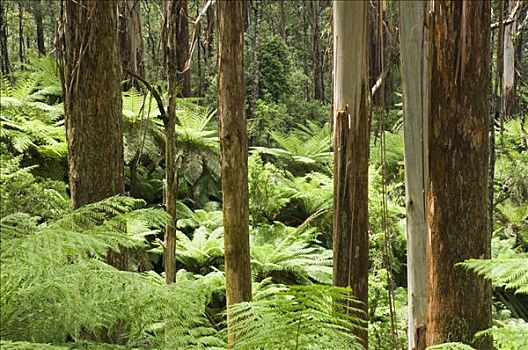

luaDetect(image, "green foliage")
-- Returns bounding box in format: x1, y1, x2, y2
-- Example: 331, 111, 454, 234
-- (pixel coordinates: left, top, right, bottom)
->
457, 254, 528, 294
0, 154, 68, 220
248, 154, 293, 224
229, 285, 365, 350
426, 343, 476, 350
0, 196, 224, 349
258, 35, 291, 102
476, 318, 528, 350
251, 223, 332, 284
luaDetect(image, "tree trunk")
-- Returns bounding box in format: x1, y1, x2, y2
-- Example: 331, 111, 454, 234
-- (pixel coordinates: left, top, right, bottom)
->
399, 1, 430, 349
217, 1, 252, 347
502, 0, 517, 117
119, 0, 145, 91
163, 1, 178, 284
61, 0, 127, 269
312, 0, 324, 101
250, 0, 260, 119
18, 1, 24, 64
176, 0, 191, 97
34, 0, 46, 56
426, 2, 492, 349
332, 1, 370, 348
279, 0, 287, 43
0, 2, 10, 76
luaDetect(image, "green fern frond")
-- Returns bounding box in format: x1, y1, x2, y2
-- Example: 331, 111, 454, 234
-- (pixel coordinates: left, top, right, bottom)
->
457, 254, 528, 294
426, 343, 476, 350
229, 284, 365, 350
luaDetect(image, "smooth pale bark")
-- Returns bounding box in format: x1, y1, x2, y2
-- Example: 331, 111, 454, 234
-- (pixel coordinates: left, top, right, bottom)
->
502, 0, 518, 117
426, 2, 492, 349
399, 2, 430, 349
218, 1, 252, 347
61, 0, 127, 269
163, 1, 178, 284
332, 1, 370, 348
119, 0, 145, 91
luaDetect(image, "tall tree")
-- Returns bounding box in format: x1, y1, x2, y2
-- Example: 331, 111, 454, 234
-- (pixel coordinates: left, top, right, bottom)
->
332, 1, 370, 348
176, 0, 191, 97
217, 0, 252, 347
60, 0, 126, 268
399, 1, 430, 349
33, 0, 46, 56
61, 0, 125, 209
0, 1, 10, 76
162, 0, 178, 284
426, 2, 492, 349
250, 0, 261, 119
119, 0, 145, 91
18, 1, 24, 64
310, 0, 324, 101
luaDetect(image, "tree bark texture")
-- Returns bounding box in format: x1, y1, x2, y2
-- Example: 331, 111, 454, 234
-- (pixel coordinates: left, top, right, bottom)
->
399, 1, 430, 349
62, 0, 125, 209
311, 0, 324, 101
0, 2, 10, 76
176, 0, 191, 97
250, 0, 260, 119
332, 1, 370, 348
34, 0, 46, 56
18, 1, 24, 64
502, 0, 517, 117
217, 1, 252, 347
163, 0, 178, 284
426, 2, 492, 349
61, 0, 127, 270
119, 0, 145, 91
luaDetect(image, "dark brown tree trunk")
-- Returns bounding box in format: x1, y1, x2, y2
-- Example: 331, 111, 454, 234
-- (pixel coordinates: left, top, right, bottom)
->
250, 0, 260, 119
176, 0, 191, 97
60, 0, 126, 270
218, 1, 252, 347
311, 0, 324, 101
119, 0, 145, 91
332, 1, 370, 348
163, 0, 178, 284
0, 2, 10, 76
34, 0, 46, 56
18, 1, 24, 64
426, 2, 492, 349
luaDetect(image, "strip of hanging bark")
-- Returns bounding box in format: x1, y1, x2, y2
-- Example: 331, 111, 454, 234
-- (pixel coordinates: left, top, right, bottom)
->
183, 0, 215, 73
491, 0, 521, 29
371, 52, 397, 97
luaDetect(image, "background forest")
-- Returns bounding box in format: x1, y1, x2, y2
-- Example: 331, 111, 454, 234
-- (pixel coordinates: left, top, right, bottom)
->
0, 1, 527, 350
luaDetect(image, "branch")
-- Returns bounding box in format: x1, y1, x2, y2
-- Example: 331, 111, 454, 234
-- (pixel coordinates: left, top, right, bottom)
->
123, 69, 168, 125
184, 0, 216, 72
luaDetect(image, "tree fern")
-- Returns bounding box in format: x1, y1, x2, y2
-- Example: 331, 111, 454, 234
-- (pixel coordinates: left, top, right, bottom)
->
228, 284, 365, 350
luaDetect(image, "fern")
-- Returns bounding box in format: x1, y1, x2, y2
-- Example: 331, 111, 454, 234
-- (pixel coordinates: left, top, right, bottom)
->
426, 343, 476, 350
229, 284, 365, 350
475, 319, 528, 350
457, 254, 528, 294
1, 196, 223, 349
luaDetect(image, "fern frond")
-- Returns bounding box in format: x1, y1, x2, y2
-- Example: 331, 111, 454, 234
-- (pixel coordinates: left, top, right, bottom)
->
229, 284, 365, 350
457, 254, 528, 294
